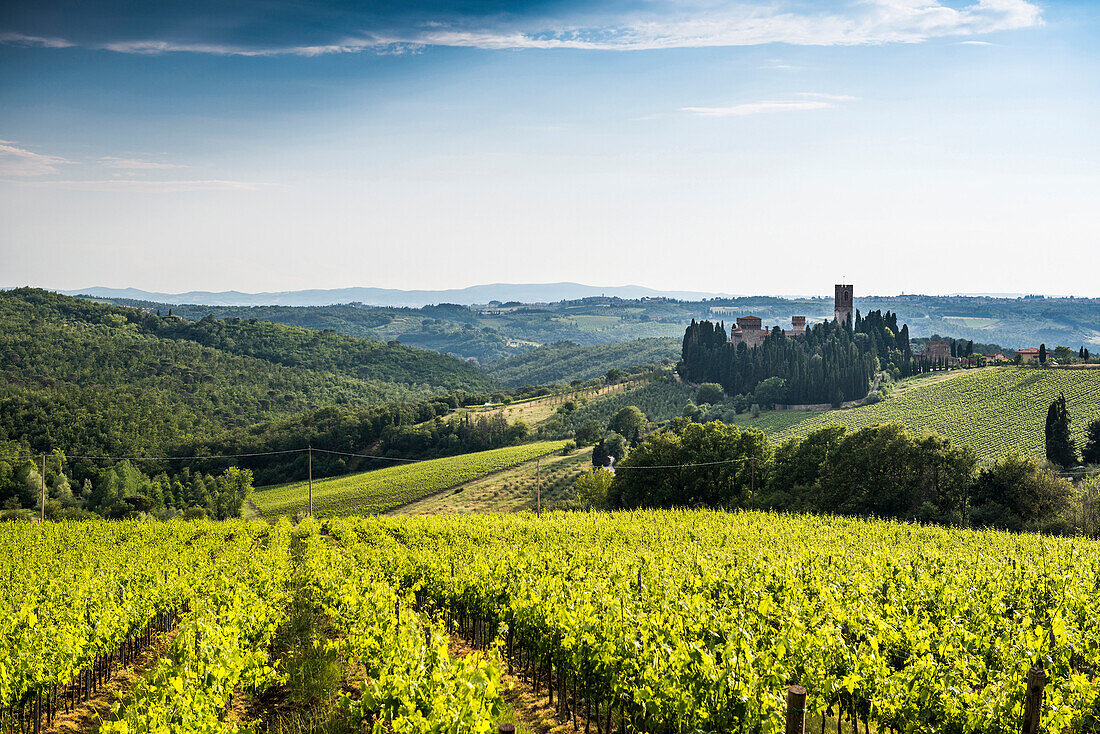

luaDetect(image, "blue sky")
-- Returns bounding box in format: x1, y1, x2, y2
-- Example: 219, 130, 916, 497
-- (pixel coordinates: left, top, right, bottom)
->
1, 0, 1098, 296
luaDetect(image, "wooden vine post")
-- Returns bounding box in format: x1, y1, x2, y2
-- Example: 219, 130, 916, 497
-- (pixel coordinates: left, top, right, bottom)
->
1020, 665, 1047, 734
785, 685, 807, 734
498, 725, 516, 734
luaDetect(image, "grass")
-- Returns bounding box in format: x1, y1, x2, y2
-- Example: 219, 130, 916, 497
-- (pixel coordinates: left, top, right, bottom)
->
392, 447, 594, 515
729, 366, 1100, 461
252, 441, 569, 518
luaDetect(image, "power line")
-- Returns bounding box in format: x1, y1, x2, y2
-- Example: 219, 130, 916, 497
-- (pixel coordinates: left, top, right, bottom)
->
0, 446, 762, 471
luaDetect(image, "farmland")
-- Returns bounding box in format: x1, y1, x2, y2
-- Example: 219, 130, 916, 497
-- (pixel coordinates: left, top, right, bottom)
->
393, 446, 594, 515
731, 367, 1100, 461
9, 512, 1099, 733
251, 441, 570, 518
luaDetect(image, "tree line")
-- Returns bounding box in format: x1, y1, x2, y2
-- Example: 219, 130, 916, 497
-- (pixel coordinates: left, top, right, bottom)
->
0, 441, 254, 521
576, 420, 1099, 536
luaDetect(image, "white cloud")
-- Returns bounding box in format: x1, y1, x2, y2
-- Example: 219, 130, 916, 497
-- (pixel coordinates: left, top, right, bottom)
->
12, 179, 270, 192
0, 140, 72, 176
98, 157, 188, 171
0, 0, 1043, 55
795, 92, 860, 101
958, 40, 994, 45
0, 32, 74, 49
681, 100, 837, 117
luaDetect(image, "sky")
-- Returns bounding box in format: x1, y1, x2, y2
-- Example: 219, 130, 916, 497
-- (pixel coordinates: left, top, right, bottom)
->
1, 0, 1098, 297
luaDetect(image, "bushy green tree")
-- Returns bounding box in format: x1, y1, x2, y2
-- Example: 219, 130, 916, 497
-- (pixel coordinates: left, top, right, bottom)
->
695, 383, 724, 405
573, 468, 613, 510
609, 406, 646, 443
970, 453, 1073, 531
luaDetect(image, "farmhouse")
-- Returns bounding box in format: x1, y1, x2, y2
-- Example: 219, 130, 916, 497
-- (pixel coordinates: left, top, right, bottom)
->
1017, 347, 1042, 363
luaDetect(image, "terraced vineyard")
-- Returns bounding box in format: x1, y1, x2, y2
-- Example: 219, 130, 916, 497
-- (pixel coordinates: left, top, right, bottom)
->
252, 441, 570, 518
731, 367, 1100, 460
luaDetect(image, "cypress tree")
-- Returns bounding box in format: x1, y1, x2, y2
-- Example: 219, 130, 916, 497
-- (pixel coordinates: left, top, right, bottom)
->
1083, 419, 1100, 465
1045, 393, 1076, 467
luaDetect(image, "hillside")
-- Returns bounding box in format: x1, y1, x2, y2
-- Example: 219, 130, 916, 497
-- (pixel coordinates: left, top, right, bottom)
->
0, 289, 494, 457
488, 338, 679, 386
251, 441, 569, 517
730, 367, 1100, 461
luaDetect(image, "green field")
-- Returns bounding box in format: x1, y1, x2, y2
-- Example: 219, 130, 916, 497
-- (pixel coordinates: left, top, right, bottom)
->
252, 441, 569, 517
730, 367, 1100, 460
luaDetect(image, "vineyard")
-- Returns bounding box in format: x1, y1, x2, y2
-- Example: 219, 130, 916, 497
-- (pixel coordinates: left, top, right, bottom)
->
393, 447, 595, 515
251, 441, 570, 518
4, 512, 1100, 733
732, 367, 1100, 460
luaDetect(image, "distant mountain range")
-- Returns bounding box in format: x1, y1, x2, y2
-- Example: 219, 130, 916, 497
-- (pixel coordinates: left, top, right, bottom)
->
62, 283, 735, 308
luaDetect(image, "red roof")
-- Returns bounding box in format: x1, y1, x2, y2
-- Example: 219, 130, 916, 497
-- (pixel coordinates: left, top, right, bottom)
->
1017, 348, 1041, 354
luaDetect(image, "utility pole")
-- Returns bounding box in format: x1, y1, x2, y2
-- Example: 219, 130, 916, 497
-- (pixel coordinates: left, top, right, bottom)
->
40, 453, 46, 522
536, 457, 541, 517
749, 456, 755, 511
307, 445, 313, 518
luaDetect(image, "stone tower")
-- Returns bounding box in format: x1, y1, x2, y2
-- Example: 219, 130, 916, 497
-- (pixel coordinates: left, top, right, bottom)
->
834, 284, 853, 326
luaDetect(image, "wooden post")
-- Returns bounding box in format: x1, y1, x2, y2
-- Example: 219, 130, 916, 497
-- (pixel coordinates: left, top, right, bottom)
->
785, 685, 807, 734
307, 444, 313, 518
498, 725, 516, 734
40, 453, 46, 522
1021, 665, 1047, 734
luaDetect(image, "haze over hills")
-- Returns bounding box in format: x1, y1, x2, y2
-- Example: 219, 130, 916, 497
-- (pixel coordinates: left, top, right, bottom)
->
61, 283, 735, 308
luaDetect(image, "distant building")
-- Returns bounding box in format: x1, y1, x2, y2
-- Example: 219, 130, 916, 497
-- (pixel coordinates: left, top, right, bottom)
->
920, 340, 962, 365
834, 284, 854, 326
1017, 347, 1042, 363
729, 315, 807, 347
725, 283, 845, 348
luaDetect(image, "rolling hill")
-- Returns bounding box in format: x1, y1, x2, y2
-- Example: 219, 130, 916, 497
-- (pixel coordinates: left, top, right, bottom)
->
730, 367, 1100, 461
0, 288, 495, 458
251, 441, 569, 517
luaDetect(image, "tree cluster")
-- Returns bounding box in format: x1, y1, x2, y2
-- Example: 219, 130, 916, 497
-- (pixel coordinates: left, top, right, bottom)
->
601, 421, 1082, 534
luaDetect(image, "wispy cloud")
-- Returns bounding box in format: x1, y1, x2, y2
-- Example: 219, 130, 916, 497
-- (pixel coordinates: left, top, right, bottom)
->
0, 32, 74, 49
0, 140, 73, 176
0, 0, 1043, 55
98, 156, 188, 171
681, 101, 837, 117
12, 179, 270, 192
795, 92, 859, 101
681, 92, 858, 117
0, 143, 255, 190
958, 40, 994, 45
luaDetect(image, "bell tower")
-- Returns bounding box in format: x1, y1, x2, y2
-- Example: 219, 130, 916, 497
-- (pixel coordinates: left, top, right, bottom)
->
834, 284, 853, 326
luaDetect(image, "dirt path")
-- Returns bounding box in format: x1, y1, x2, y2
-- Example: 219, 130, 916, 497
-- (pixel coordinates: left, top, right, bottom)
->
47, 628, 177, 734
447, 637, 586, 734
